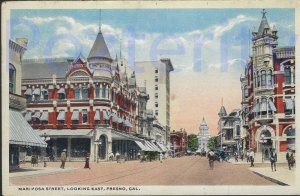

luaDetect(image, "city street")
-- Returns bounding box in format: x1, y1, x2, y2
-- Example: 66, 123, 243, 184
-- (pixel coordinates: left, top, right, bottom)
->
10, 156, 277, 186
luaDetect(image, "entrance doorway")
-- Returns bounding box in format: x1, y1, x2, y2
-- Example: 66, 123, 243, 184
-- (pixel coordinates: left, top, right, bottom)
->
260, 130, 273, 160
98, 135, 107, 160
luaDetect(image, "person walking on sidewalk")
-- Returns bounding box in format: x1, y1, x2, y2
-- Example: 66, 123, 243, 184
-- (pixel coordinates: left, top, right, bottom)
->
249, 149, 254, 167
60, 149, 67, 169
234, 152, 238, 162
270, 148, 277, 172
246, 150, 250, 162
84, 152, 91, 169
286, 149, 292, 170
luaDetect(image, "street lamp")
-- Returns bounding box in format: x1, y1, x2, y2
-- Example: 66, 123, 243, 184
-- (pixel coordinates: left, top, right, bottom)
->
94, 139, 102, 163
260, 134, 267, 162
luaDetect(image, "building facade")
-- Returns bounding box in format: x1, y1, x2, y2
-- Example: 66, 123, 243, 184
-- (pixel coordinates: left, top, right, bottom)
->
9, 38, 47, 170
240, 10, 295, 161
217, 105, 242, 155
170, 129, 188, 156
21, 29, 168, 162
197, 118, 210, 152
135, 60, 174, 147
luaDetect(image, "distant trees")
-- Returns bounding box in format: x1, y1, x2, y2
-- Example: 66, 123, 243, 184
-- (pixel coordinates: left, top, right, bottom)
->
207, 137, 217, 150
188, 134, 198, 152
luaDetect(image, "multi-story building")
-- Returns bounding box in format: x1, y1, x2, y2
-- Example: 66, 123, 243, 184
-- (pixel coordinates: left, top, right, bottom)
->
217, 105, 242, 155
170, 129, 188, 156
21, 29, 166, 162
240, 10, 295, 161
197, 117, 210, 152
8, 38, 46, 170
135, 59, 174, 147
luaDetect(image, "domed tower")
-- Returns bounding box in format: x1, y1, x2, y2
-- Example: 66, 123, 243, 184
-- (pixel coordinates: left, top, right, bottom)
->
198, 117, 210, 151
87, 29, 112, 79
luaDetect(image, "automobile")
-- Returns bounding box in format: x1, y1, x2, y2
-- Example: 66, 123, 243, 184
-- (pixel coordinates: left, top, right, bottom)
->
211, 149, 230, 162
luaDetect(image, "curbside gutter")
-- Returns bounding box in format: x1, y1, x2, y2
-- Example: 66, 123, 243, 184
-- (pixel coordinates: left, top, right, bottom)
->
251, 171, 289, 186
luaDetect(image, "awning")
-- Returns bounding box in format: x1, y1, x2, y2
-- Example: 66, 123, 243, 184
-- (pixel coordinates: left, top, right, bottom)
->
71, 110, 79, 121
9, 110, 47, 147
112, 113, 118, 123
40, 111, 48, 121
143, 141, 156, 151
57, 110, 65, 121
118, 117, 124, 124
135, 141, 148, 151
260, 101, 267, 112
144, 141, 161, 152
24, 88, 32, 95
32, 88, 40, 95
25, 111, 32, 122
104, 110, 111, 120
41, 88, 48, 95
285, 99, 294, 110
124, 119, 132, 128
156, 142, 168, 152
32, 111, 41, 119
268, 101, 277, 112
252, 103, 260, 113
94, 110, 100, 120
37, 129, 93, 137
58, 88, 65, 94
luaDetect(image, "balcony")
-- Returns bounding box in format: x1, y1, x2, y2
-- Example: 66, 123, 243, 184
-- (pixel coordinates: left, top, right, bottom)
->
254, 85, 274, 94
254, 114, 274, 124
9, 93, 26, 110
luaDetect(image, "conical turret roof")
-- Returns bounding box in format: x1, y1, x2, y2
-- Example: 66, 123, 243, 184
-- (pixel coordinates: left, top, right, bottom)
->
257, 10, 270, 36
200, 117, 207, 126
218, 105, 227, 117
88, 31, 111, 60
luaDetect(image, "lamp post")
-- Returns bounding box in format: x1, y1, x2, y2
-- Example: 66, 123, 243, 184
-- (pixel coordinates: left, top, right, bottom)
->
41, 133, 50, 167
260, 134, 267, 162
94, 139, 102, 163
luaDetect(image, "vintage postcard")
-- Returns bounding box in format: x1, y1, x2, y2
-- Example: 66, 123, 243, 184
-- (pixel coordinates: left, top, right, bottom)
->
2, 0, 300, 195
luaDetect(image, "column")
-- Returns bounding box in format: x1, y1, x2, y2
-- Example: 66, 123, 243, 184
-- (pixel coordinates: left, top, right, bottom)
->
67, 138, 71, 161
90, 137, 95, 162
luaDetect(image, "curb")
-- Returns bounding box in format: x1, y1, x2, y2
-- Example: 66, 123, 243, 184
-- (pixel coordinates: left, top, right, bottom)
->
251, 171, 289, 186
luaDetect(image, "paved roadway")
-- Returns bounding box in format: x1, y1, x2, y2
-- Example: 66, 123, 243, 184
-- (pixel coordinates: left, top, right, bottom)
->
10, 156, 276, 186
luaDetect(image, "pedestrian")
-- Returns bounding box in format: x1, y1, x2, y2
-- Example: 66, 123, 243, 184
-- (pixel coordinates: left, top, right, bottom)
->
207, 150, 215, 170
286, 149, 292, 170
159, 152, 163, 163
234, 152, 238, 162
270, 148, 277, 172
84, 152, 91, 169
246, 150, 250, 163
60, 149, 67, 169
240, 152, 244, 161
137, 152, 141, 160
116, 151, 120, 163
249, 149, 254, 167
288, 151, 295, 169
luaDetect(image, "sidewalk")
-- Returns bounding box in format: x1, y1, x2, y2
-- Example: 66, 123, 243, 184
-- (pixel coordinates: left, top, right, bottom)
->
249, 166, 295, 186
10, 166, 76, 179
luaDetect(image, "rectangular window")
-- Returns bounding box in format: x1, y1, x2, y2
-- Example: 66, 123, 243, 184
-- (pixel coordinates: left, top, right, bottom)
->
42, 89, 48, 100
102, 85, 106, 99
95, 109, 100, 125
72, 109, 79, 124
155, 85, 158, 90
74, 87, 80, 99
95, 85, 100, 98
285, 67, 291, 84
155, 76, 158, 82
155, 69, 158, 73
82, 109, 88, 124
82, 86, 88, 99
155, 102, 158, 107
58, 110, 65, 125
155, 110, 158, 116
59, 93, 65, 100
155, 93, 158, 99
41, 110, 48, 124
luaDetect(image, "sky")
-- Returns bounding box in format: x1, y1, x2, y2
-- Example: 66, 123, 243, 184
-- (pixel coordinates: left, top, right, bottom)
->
10, 9, 295, 135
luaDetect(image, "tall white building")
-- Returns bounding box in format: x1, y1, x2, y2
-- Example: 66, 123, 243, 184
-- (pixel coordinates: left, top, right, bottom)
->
134, 59, 174, 146
197, 117, 210, 151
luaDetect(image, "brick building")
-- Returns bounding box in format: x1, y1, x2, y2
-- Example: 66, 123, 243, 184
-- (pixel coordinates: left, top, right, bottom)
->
240, 10, 295, 162
170, 129, 188, 156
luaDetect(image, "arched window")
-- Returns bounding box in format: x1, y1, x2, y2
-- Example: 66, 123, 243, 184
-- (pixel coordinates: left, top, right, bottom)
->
257, 71, 260, 87
267, 70, 273, 87
9, 64, 16, 93
244, 86, 248, 98
285, 67, 291, 84
261, 70, 266, 87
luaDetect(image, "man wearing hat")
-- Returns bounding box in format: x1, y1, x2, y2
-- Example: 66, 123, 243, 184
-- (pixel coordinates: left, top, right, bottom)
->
60, 149, 67, 169
270, 148, 277, 172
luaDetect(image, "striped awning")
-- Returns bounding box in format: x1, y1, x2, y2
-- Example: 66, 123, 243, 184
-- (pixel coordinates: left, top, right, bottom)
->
156, 142, 168, 152
9, 110, 47, 147
285, 99, 294, 110
124, 119, 132, 128
103, 110, 111, 120
94, 110, 100, 120
71, 110, 79, 121
112, 113, 118, 123
135, 141, 148, 151
118, 117, 124, 124
252, 103, 260, 113
268, 100, 277, 112
41, 88, 48, 94
58, 88, 65, 94
57, 110, 65, 121
24, 88, 32, 95
260, 101, 267, 112
32, 111, 41, 119
25, 111, 32, 122
37, 129, 93, 137
32, 88, 40, 95
40, 111, 48, 121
